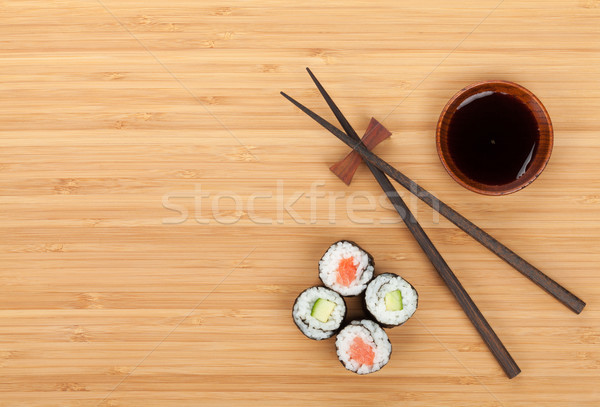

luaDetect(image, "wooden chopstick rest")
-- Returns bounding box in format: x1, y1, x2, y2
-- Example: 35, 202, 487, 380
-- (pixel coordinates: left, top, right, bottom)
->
329, 117, 391, 185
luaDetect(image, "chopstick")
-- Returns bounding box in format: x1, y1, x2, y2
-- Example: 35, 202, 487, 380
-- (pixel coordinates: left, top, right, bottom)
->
280, 88, 586, 315
304, 68, 521, 378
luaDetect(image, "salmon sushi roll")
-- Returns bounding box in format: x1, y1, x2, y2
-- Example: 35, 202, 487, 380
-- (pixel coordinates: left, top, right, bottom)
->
335, 320, 391, 374
365, 273, 418, 328
319, 241, 375, 296
292, 286, 347, 340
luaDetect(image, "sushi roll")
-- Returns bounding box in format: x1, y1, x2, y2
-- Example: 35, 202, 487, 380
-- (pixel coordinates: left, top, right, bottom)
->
319, 240, 374, 296
365, 273, 418, 327
336, 320, 391, 375
292, 286, 347, 340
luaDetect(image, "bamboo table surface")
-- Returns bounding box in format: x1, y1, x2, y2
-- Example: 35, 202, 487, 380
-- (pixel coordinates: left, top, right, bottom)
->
1, 1, 599, 406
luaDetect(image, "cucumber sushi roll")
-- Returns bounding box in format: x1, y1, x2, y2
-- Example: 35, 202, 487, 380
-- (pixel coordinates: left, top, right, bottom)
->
365, 273, 418, 327
292, 286, 347, 340
318, 240, 374, 296
336, 319, 391, 375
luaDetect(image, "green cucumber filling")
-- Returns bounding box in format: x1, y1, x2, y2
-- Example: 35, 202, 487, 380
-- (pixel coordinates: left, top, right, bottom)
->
385, 290, 403, 311
311, 298, 336, 322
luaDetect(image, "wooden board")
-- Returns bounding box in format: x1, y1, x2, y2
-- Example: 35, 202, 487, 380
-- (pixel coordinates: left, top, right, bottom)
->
1, 0, 599, 405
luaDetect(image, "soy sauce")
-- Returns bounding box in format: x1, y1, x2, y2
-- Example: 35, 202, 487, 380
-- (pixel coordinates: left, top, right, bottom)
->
447, 91, 539, 185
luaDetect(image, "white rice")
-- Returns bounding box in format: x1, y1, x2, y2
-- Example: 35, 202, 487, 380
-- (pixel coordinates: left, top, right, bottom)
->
319, 241, 374, 296
365, 273, 418, 326
336, 320, 391, 374
292, 286, 346, 340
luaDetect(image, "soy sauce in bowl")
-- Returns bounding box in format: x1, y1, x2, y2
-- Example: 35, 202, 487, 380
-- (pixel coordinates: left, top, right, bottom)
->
436, 81, 553, 196
447, 91, 539, 185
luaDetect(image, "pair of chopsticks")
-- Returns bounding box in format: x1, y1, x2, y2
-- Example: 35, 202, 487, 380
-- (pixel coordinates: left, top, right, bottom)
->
281, 68, 586, 379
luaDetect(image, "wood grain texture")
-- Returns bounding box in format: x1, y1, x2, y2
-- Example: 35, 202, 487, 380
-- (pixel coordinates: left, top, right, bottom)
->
1, 0, 599, 406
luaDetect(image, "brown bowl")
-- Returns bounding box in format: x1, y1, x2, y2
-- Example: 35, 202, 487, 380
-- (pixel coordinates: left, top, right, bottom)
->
436, 81, 553, 195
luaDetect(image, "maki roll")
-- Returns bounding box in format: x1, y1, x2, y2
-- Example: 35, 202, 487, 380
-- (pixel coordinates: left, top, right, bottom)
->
365, 273, 418, 327
292, 286, 347, 340
319, 240, 374, 296
336, 320, 391, 374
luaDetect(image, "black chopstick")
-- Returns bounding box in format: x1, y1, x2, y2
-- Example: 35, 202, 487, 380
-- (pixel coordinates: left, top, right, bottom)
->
281, 88, 585, 315
304, 68, 521, 378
